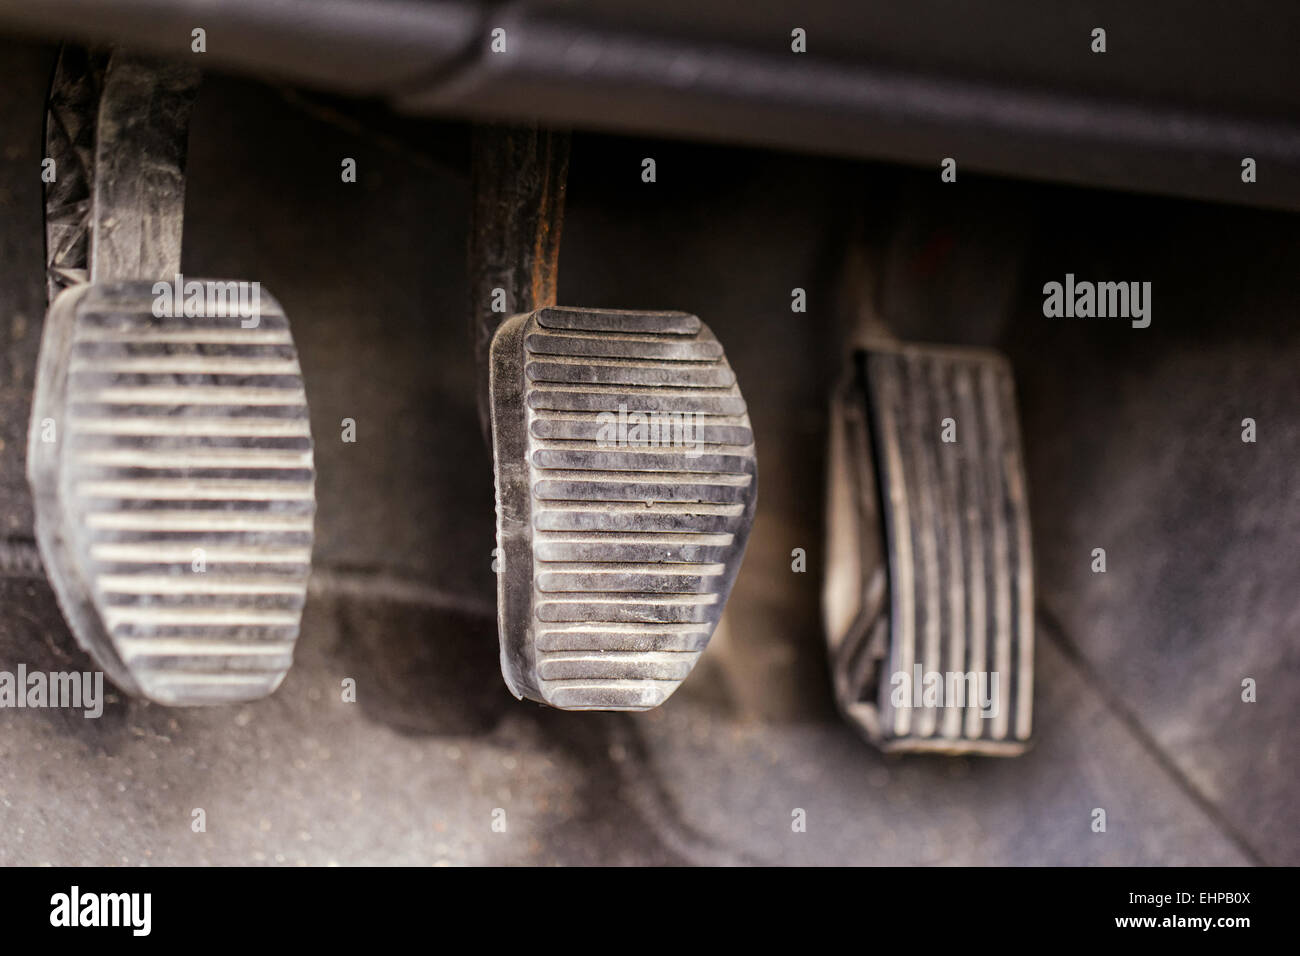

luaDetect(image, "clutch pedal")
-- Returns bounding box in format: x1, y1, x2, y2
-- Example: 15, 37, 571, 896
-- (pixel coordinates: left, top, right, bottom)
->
489, 307, 757, 710
823, 343, 1033, 754
28, 49, 314, 704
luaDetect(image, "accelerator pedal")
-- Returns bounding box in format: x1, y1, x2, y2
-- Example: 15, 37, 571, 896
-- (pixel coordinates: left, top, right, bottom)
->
823, 343, 1034, 754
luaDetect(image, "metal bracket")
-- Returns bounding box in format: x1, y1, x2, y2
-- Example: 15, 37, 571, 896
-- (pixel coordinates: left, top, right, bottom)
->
45, 46, 199, 296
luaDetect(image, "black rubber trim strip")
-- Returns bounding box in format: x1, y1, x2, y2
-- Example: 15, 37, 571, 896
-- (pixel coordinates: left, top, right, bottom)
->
0, 0, 1297, 211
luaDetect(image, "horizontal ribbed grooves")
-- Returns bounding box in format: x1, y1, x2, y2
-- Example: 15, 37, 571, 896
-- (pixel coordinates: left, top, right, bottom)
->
52, 283, 314, 704
864, 347, 1033, 747
522, 308, 756, 710
535, 308, 701, 335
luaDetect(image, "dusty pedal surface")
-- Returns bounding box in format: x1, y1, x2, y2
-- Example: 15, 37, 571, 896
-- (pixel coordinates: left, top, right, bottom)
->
490, 307, 757, 710
824, 344, 1033, 754
27, 280, 315, 704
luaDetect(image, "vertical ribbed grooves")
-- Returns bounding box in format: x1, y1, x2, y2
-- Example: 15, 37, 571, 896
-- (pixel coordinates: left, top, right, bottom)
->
31, 281, 315, 704
509, 307, 757, 710
864, 346, 1033, 750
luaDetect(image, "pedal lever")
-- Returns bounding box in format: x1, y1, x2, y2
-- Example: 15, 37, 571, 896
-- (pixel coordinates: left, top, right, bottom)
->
30, 48, 315, 704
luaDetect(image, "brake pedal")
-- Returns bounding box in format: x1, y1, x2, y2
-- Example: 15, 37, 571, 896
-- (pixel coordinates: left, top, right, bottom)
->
489, 307, 757, 710
823, 343, 1033, 754
28, 49, 314, 704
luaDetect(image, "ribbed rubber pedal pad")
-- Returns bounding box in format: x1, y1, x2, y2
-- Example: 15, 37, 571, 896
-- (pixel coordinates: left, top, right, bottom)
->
489, 307, 757, 710
823, 344, 1033, 754
28, 281, 315, 705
